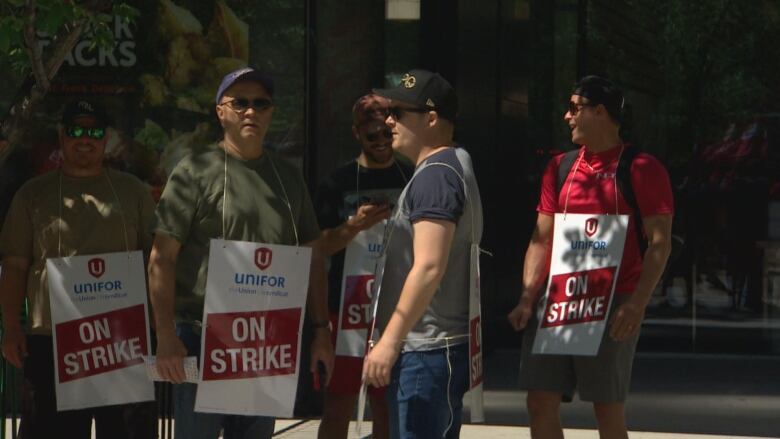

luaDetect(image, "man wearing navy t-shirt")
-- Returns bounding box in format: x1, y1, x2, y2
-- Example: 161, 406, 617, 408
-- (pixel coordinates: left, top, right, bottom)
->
508, 76, 674, 439
362, 69, 483, 439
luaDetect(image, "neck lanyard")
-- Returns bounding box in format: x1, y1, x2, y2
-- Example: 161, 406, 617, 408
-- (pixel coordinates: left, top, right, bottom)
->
57, 169, 130, 258
354, 160, 408, 207
222, 146, 299, 245
562, 145, 625, 217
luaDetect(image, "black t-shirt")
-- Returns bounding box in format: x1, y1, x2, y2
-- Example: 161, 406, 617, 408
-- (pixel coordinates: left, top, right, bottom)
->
314, 159, 413, 311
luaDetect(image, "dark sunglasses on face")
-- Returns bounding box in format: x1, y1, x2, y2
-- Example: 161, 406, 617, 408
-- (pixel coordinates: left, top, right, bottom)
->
364, 128, 393, 142
568, 101, 596, 116
65, 125, 106, 140
220, 97, 274, 113
387, 106, 428, 121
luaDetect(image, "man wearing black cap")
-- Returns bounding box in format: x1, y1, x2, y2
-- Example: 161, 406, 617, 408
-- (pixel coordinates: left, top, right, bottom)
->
508, 75, 673, 438
0, 99, 157, 438
148, 67, 333, 439
362, 69, 483, 438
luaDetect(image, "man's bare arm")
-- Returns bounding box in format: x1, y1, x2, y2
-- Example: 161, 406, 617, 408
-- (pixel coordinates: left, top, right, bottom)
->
147, 233, 187, 383
609, 214, 672, 340
304, 239, 335, 384
507, 213, 554, 331
362, 218, 455, 387
318, 204, 390, 256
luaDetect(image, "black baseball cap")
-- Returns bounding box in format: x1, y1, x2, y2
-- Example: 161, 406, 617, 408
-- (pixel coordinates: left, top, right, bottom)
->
215, 67, 275, 104
61, 99, 110, 127
572, 75, 625, 123
374, 69, 457, 121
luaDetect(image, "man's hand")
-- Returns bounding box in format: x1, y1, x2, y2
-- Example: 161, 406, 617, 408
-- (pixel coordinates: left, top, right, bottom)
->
310, 328, 334, 386
609, 297, 646, 341
155, 330, 188, 384
347, 203, 391, 232
507, 293, 535, 331
362, 337, 400, 388
1, 324, 26, 368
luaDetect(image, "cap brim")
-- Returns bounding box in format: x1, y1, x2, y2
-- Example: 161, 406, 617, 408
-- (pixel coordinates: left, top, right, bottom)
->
372, 87, 417, 106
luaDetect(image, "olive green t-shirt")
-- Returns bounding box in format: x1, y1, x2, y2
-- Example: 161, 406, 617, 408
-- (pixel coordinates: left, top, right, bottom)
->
0, 169, 156, 335
152, 145, 320, 323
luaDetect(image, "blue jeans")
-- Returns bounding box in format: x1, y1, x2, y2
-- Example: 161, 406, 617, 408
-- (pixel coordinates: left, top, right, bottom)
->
173, 323, 275, 439
387, 343, 469, 439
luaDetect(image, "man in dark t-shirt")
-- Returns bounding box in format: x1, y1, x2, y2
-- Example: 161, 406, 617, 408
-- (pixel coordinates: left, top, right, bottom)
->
315, 93, 412, 439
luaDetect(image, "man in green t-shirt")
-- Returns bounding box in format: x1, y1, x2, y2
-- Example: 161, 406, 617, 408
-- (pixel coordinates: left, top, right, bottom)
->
148, 67, 334, 439
0, 99, 157, 439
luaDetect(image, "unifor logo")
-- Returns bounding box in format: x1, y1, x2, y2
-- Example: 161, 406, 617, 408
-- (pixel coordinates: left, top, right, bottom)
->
585, 218, 599, 237
254, 247, 272, 270
88, 258, 105, 278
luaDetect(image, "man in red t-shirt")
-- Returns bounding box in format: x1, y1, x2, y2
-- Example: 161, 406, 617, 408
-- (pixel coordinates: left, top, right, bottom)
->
508, 76, 673, 439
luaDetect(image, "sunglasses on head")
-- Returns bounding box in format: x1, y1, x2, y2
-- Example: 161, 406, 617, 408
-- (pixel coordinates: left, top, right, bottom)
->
220, 97, 274, 113
387, 106, 428, 121
364, 128, 393, 142
568, 101, 596, 116
65, 125, 105, 140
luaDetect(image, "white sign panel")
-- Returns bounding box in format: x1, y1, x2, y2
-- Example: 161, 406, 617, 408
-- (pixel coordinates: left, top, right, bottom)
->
531, 214, 629, 356
47, 250, 154, 411
195, 239, 311, 417
335, 220, 384, 357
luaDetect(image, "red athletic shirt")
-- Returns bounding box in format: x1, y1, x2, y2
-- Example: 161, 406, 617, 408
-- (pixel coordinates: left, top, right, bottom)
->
537, 145, 674, 295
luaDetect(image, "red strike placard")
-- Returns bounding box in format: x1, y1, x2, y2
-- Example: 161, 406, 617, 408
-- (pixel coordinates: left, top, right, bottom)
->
55, 304, 148, 383
540, 266, 616, 328
202, 308, 301, 381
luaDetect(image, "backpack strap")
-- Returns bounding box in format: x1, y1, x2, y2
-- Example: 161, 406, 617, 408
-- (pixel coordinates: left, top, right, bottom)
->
615, 146, 648, 254
556, 150, 580, 195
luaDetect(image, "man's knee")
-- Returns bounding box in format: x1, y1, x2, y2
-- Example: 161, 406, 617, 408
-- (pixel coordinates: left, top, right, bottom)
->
526, 390, 562, 418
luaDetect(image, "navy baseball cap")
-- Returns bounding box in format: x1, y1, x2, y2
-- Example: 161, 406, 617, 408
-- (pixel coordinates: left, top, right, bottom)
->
215, 67, 275, 105
61, 99, 110, 126
374, 69, 457, 121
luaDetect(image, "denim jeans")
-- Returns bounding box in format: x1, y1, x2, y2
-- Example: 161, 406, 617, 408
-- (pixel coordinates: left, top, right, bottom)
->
173, 323, 275, 439
386, 343, 469, 439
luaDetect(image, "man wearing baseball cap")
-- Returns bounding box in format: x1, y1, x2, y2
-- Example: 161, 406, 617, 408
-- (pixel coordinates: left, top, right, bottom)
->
315, 93, 413, 439
0, 99, 157, 438
508, 75, 673, 438
362, 69, 484, 438
148, 67, 334, 439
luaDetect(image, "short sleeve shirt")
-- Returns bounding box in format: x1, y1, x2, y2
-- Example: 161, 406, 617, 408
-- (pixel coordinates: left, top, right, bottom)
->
314, 159, 413, 312
0, 169, 156, 335
537, 145, 674, 294
152, 145, 320, 322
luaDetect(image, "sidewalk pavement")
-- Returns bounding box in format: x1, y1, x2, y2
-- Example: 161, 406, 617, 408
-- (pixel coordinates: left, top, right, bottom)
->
271, 420, 770, 438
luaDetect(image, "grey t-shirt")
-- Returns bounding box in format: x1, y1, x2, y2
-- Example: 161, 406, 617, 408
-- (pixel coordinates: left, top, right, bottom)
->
374, 147, 483, 351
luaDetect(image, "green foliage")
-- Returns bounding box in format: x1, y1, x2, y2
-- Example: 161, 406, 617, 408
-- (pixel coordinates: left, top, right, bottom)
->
629, 0, 780, 148
0, 0, 139, 73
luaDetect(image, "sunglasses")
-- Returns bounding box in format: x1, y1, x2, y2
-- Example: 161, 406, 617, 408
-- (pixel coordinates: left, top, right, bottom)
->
568, 101, 596, 116
220, 97, 274, 113
364, 128, 393, 142
387, 106, 428, 121
65, 125, 105, 139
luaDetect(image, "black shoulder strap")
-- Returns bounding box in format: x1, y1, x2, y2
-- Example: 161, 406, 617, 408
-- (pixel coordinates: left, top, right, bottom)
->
615, 146, 647, 254
556, 150, 580, 195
